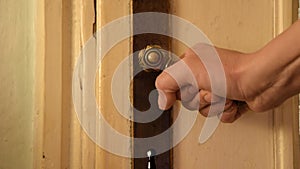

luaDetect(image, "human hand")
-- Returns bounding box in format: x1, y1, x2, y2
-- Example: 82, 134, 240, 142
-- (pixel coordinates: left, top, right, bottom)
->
167, 84, 245, 123
155, 44, 250, 123
156, 20, 300, 122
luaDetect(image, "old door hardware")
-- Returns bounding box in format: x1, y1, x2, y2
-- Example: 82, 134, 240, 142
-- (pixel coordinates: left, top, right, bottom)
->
138, 45, 177, 71
147, 150, 157, 169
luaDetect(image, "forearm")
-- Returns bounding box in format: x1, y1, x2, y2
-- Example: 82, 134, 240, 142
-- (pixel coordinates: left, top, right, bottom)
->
238, 20, 300, 110
156, 20, 300, 113
260, 20, 300, 65
258, 20, 300, 96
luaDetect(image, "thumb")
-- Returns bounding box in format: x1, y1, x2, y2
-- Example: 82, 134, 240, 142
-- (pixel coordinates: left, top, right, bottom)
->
155, 59, 199, 110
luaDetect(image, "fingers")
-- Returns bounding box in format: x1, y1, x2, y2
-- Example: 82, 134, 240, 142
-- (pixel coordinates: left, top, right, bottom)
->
199, 100, 233, 117
156, 59, 198, 92
155, 49, 210, 110
179, 88, 244, 124
156, 59, 199, 110
176, 85, 198, 101
235, 101, 249, 115
218, 102, 239, 123
199, 100, 249, 123
157, 89, 177, 110
155, 46, 248, 122
177, 87, 222, 111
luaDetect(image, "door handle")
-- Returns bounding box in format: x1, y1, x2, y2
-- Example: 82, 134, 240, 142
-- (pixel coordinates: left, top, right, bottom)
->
138, 45, 178, 71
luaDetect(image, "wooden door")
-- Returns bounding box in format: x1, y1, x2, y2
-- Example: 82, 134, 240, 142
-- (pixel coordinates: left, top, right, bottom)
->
35, 0, 299, 169
171, 1, 300, 169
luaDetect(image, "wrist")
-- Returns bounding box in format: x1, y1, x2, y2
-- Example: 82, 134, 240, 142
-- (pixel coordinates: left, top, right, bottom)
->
228, 51, 258, 101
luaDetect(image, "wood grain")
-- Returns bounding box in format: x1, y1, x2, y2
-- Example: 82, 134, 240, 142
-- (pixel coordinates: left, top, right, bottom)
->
95, 0, 132, 169
43, 0, 63, 168
133, 1, 172, 169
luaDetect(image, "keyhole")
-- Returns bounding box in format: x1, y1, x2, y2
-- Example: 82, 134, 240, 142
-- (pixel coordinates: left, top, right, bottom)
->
147, 150, 157, 169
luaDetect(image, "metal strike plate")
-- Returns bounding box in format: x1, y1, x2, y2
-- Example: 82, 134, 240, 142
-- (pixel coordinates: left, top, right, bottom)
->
138, 45, 176, 71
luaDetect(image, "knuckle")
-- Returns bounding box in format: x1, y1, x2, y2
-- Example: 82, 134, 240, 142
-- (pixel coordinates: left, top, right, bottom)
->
199, 110, 208, 117
155, 74, 168, 90
248, 101, 268, 112
220, 116, 235, 123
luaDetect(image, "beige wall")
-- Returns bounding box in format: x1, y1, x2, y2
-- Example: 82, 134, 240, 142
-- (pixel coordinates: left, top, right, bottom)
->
0, 0, 35, 168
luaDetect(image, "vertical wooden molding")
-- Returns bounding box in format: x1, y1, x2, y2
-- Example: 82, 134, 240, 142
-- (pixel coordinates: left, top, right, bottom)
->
96, 0, 132, 168
292, 97, 300, 169
33, 0, 45, 168
61, 0, 73, 168
80, 1, 97, 168
43, 0, 63, 168
69, 0, 97, 168
35, 0, 133, 168
273, 1, 300, 169
69, 0, 83, 167
293, 0, 300, 164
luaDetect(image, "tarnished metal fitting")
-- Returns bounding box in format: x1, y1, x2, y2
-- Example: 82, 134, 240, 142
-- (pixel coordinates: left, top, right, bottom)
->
138, 45, 176, 71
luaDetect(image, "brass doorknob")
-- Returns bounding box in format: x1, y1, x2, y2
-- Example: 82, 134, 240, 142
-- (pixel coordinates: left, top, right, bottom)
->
138, 45, 176, 71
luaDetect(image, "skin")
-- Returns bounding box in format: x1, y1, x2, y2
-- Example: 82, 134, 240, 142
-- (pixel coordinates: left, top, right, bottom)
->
155, 20, 300, 123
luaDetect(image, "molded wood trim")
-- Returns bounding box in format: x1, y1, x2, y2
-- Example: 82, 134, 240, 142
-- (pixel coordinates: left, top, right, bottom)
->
273, 1, 300, 169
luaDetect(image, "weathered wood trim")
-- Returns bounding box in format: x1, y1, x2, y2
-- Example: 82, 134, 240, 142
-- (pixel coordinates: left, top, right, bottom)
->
33, 0, 45, 168
42, 0, 63, 168
96, 1, 132, 168
273, 0, 300, 169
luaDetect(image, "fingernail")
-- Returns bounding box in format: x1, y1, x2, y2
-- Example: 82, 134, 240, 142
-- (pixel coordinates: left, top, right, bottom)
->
158, 99, 165, 110
157, 91, 167, 110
